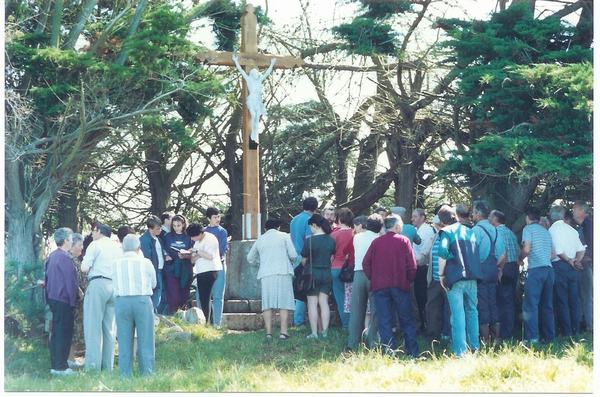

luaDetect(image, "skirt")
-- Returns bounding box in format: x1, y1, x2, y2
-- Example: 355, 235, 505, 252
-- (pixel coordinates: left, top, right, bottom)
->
260, 274, 295, 311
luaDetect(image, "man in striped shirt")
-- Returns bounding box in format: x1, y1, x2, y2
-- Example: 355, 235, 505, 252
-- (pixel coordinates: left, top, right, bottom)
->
112, 234, 157, 378
490, 210, 520, 340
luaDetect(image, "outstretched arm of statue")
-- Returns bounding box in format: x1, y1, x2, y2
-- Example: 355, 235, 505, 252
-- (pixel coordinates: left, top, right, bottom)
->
232, 53, 249, 80
260, 58, 276, 81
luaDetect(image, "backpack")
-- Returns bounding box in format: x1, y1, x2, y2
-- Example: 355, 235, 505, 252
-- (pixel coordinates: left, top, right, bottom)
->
442, 226, 482, 288
476, 225, 499, 283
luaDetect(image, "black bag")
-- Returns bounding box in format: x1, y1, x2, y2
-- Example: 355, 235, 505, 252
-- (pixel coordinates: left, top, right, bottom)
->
293, 237, 315, 302
339, 260, 354, 283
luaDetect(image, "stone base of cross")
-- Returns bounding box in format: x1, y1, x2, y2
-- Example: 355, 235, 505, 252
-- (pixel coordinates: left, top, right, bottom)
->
196, 4, 304, 240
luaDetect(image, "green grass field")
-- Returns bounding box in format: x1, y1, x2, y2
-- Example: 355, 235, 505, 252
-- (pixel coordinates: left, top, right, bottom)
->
4, 319, 593, 392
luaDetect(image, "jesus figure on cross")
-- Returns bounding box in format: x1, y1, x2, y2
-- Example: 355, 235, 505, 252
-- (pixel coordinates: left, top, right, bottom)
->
232, 53, 277, 147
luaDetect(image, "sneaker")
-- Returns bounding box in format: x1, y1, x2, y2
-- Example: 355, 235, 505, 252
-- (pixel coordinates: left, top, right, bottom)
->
50, 368, 75, 376
306, 333, 319, 339
67, 360, 83, 369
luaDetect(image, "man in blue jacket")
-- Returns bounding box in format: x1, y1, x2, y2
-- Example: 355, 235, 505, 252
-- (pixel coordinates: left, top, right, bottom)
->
140, 215, 167, 313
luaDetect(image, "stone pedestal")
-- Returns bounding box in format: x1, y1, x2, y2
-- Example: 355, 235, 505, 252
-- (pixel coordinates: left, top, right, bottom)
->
225, 240, 260, 300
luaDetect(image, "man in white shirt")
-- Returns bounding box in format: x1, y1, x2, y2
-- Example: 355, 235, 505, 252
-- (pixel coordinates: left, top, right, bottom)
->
411, 208, 436, 332
81, 223, 121, 372
112, 234, 156, 378
548, 205, 585, 336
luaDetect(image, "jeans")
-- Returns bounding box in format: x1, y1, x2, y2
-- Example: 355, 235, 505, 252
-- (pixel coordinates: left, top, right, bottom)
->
578, 263, 593, 331
497, 273, 518, 339
115, 295, 155, 377
331, 268, 349, 328
447, 279, 479, 356
522, 266, 555, 342
151, 269, 163, 312
210, 263, 226, 326
373, 287, 419, 357
48, 299, 74, 371
553, 260, 581, 336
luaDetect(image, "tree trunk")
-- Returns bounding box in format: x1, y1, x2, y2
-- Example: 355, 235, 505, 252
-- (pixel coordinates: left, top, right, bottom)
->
57, 181, 79, 231
5, 212, 40, 273
145, 143, 171, 216
225, 105, 244, 240
574, 0, 593, 48
333, 135, 349, 206
351, 132, 380, 200
50, 0, 64, 48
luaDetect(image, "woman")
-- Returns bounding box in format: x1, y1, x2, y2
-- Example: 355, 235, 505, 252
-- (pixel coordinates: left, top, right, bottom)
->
163, 215, 194, 314
301, 214, 336, 339
67, 233, 86, 368
188, 223, 222, 322
330, 207, 354, 329
247, 218, 297, 340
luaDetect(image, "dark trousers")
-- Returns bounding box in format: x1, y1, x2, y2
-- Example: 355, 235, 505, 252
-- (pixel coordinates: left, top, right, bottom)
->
373, 287, 419, 357
48, 299, 74, 371
425, 280, 450, 338
164, 272, 192, 315
553, 260, 581, 336
523, 266, 555, 342
196, 271, 218, 322
497, 267, 518, 339
477, 281, 498, 325
414, 266, 428, 330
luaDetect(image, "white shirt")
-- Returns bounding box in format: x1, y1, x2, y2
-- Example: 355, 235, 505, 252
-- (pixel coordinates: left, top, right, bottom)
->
154, 236, 164, 270
549, 220, 585, 261
353, 230, 379, 271
82, 236, 122, 279
112, 252, 157, 296
414, 223, 436, 266
193, 233, 222, 274
247, 229, 297, 279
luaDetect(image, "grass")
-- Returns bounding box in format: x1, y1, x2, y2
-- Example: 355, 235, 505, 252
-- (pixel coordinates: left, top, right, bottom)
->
4, 318, 594, 392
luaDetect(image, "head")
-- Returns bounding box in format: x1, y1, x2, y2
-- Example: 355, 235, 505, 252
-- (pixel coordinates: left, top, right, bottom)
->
160, 212, 174, 228
70, 233, 84, 257
437, 205, 457, 226
352, 215, 368, 234
455, 203, 471, 224
549, 206, 566, 223
117, 225, 135, 243
525, 207, 541, 225
411, 208, 426, 228
366, 214, 384, 233
489, 209, 505, 227
384, 214, 403, 234
171, 214, 188, 234
302, 197, 318, 213
92, 223, 112, 240
265, 218, 282, 231
122, 234, 141, 253
471, 200, 491, 222
375, 207, 388, 219
249, 68, 260, 79
572, 201, 590, 224
337, 207, 354, 228
322, 207, 336, 225
186, 223, 204, 242
390, 207, 407, 222
206, 207, 221, 227
54, 227, 74, 250
539, 216, 551, 229
308, 214, 332, 234
432, 215, 443, 231
146, 215, 162, 237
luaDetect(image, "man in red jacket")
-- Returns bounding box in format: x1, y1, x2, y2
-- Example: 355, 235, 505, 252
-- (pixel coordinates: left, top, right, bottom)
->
363, 215, 419, 357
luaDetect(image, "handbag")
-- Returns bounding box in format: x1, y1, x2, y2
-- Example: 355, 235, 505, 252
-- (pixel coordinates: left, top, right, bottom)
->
339, 260, 354, 283
293, 237, 315, 302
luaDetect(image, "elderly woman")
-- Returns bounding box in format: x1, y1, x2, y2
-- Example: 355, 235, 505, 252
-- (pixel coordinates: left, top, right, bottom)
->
112, 234, 157, 378
247, 219, 297, 340
45, 227, 78, 375
67, 233, 85, 368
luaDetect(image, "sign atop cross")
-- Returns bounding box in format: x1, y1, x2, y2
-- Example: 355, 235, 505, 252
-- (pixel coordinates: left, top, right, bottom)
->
196, 4, 304, 240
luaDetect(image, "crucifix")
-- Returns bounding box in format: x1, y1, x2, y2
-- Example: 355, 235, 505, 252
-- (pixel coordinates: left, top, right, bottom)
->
196, 4, 304, 240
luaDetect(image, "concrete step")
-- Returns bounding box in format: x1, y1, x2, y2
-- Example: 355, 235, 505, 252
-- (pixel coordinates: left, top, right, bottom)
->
221, 312, 293, 331
224, 299, 262, 313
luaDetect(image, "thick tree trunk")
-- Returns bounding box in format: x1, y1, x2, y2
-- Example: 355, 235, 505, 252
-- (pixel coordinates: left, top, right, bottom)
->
145, 144, 171, 216
334, 137, 349, 206
57, 182, 79, 231
574, 0, 593, 48
225, 105, 244, 240
352, 132, 380, 200
340, 169, 395, 215
5, 213, 39, 272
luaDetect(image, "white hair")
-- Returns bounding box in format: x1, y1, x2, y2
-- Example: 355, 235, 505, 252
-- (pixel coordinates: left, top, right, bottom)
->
122, 234, 141, 252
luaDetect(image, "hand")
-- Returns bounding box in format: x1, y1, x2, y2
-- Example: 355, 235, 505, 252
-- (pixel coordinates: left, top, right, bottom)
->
165, 255, 172, 261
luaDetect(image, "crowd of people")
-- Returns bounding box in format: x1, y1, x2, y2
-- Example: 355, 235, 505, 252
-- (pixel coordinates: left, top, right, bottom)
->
43, 208, 228, 377
43, 197, 593, 377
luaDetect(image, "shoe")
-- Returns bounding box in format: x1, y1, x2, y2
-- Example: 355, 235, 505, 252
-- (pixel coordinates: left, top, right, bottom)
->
265, 334, 273, 343
279, 333, 290, 340
50, 368, 75, 376
67, 360, 83, 369
306, 333, 319, 339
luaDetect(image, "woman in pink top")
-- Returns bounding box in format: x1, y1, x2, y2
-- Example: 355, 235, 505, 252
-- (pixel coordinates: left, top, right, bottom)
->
330, 207, 354, 329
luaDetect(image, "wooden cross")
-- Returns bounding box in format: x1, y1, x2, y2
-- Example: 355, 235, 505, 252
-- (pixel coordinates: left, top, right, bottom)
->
196, 4, 304, 240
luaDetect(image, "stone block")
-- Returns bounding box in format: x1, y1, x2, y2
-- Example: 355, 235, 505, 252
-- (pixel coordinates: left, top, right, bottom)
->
226, 240, 261, 300
224, 300, 250, 313
221, 312, 293, 331
182, 307, 206, 325
248, 299, 262, 313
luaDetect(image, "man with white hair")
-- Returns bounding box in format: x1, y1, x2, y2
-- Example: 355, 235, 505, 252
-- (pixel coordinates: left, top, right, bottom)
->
112, 234, 157, 378
549, 205, 585, 336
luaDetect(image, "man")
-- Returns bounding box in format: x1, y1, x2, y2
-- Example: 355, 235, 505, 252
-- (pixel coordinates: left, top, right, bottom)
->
140, 215, 167, 313
573, 201, 593, 332
363, 215, 419, 358
438, 205, 481, 356
112, 234, 157, 378
289, 197, 318, 326
411, 208, 436, 332
45, 227, 79, 376
323, 207, 339, 232
520, 207, 556, 344
205, 206, 229, 327
472, 200, 506, 344
424, 215, 450, 340
490, 209, 520, 340
456, 203, 473, 228
390, 207, 422, 245
81, 223, 120, 372
549, 205, 585, 336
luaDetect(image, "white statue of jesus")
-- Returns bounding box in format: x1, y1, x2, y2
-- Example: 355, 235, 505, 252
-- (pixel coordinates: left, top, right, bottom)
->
232, 54, 276, 145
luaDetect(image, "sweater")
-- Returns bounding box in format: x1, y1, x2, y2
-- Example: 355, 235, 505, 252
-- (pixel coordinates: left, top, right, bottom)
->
363, 232, 417, 292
